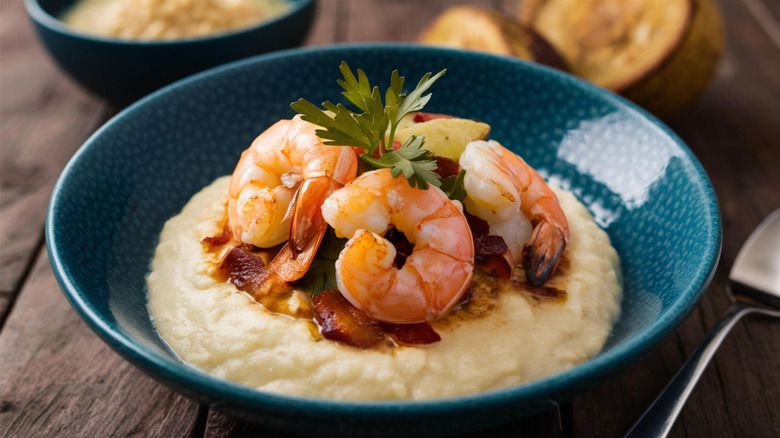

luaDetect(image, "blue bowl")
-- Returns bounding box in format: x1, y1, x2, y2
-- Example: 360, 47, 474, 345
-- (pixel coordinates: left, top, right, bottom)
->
25, 0, 315, 105
47, 44, 721, 437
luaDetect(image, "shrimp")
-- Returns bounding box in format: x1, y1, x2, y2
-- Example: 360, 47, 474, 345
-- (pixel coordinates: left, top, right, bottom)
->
321, 168, 475, 324
459, 140, 569, 286
228, 116, 357, 278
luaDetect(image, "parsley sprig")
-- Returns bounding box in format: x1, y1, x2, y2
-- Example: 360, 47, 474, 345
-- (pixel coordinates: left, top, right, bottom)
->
294, 229, 346, 296
291, 62, 446, 189
440, 169, 467, 202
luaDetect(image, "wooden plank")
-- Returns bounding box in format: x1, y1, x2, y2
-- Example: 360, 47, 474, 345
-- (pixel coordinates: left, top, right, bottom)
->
204, 411, 298, 438
0, 250, 202, 437
569, 0, 780, 436
303, 0, 341, 45
0, 0, 108, 325
0, 2, 201, 436
346, 0, 495, 43
741, 0, 780, 50
203, 406, 562, 438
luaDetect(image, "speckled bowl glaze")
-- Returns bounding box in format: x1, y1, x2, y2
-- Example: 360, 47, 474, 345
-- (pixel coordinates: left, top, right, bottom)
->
47, 44, 721, 437
25, 0, 315, 105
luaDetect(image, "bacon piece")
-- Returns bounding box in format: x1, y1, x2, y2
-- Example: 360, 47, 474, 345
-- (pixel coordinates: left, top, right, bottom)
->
380, 322, 441, 345
312, 289, 385, 348
465, 212, 514, 281
202, 223, 232, 246
433, 156, 461, 179
413, 112, 455, 123
217, 246, 270, 292
474, 235, 514, 280
202, 234, 231, 246
384, 227, 414, 268
465, 211, 491, 236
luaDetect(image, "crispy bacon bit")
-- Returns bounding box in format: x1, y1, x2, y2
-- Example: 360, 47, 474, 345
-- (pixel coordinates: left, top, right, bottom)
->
202, 234, 231, 246
433, 156, 461, 179
217, 246, 269, 292
380, 322, 441, 345
384, 227, 415, 268
474, 235, 514, 280
312, 289, 385, 348
513, 280, 567, 301
465, 211, 491, 236
413, 112, 455, 123
202, 226, 232, 246
465, 212, 514, 281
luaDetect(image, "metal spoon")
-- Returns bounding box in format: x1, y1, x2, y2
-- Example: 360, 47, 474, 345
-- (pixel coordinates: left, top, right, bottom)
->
626, 209, 780, 438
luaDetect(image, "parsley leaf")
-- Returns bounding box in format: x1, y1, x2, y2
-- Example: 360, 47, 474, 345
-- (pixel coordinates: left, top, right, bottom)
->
362, 136, 440, 189
291, 100, 381, 152
290, 62, 446, 189
294, 229, 346, 296
440, 169, 467, 202
386, 69, 446, 146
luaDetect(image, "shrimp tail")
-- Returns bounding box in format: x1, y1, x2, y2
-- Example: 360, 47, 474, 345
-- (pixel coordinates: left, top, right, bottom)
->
523, 220, 566, 286
271, 224, 327, 282
289, 176, 339, 254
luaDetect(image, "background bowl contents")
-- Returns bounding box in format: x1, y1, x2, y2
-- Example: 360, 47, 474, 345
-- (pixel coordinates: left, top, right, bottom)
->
25, 0, 315, 105
420, 0, 724, 118
62, 0, 292, 41
46, 45, 720, 436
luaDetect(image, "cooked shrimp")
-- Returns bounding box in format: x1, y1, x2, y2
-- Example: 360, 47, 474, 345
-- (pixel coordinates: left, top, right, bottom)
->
228, 115, 358, 250
321, 168, 475, 324
459, 140, 569, 286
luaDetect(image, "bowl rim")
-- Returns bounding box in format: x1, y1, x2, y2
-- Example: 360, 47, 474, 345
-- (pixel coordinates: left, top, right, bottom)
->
25, 0, 315, 45
47, 43, 722, 417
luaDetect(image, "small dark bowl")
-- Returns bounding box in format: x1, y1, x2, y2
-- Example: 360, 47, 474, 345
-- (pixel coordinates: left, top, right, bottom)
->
25, 0, 315, 106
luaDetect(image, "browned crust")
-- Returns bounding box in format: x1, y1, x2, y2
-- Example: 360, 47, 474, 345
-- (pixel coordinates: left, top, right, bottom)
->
523, 26, 570, 72
621, 0, 724, 116
519, 0, 694, 92
418, 6, 569, 71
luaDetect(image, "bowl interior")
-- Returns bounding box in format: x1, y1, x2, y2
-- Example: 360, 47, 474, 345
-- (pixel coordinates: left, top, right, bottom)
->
47, 44, 720, 427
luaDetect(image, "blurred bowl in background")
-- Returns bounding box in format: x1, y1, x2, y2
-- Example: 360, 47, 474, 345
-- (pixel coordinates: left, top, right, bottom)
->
25, 0, 316, 106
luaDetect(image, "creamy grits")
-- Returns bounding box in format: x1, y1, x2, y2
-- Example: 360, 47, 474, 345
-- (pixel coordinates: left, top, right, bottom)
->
61, 0, 291, 40
147, 176, 622, 400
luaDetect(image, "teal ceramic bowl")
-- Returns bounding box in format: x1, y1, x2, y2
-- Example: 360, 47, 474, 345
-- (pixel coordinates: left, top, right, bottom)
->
47, 44, 721, 437
25, 0, 315, 106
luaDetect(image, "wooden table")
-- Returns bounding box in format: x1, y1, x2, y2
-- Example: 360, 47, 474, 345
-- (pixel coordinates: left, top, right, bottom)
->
2, 0, 779, 436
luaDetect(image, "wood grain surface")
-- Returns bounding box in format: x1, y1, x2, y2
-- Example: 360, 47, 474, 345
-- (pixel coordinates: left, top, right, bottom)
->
0, 0, 109, 325
1, 0, 778, 437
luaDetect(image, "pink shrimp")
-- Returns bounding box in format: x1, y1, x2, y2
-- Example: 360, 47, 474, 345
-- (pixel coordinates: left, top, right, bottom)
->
228, 116, 357, 280
459, 140, 569, 286
321, 168, 475, 323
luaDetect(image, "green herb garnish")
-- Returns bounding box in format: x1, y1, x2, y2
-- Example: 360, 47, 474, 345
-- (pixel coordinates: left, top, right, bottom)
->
291, 62, 446, 189
440, 169, 467, 202
294, 229, 347, 296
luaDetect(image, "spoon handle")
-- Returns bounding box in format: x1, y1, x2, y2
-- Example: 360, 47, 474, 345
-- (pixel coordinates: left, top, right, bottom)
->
624, 302, 754, 438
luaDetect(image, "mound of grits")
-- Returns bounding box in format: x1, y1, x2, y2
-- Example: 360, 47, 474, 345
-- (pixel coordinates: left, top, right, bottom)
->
147, 176, 621, 400
62, 0, 291, 40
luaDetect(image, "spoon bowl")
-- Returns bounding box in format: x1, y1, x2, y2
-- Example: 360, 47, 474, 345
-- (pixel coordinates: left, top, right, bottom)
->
627, 209, 780, 437
729, 210, 780, 309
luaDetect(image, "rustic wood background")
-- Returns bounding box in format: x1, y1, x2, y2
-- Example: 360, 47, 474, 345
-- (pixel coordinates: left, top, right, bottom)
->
1, 0, 779, 436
